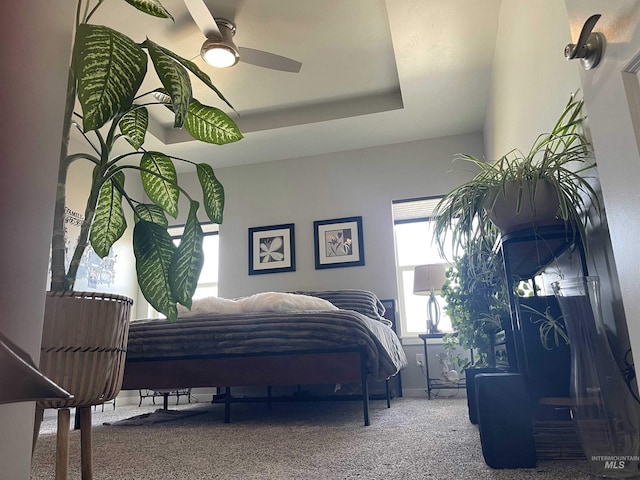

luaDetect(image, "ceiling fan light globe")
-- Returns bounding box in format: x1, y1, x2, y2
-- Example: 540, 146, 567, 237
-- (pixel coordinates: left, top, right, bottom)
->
201, 39, 239, 68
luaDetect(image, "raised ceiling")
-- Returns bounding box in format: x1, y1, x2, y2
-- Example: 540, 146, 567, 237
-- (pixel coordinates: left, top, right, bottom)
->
91, 0, 501, 168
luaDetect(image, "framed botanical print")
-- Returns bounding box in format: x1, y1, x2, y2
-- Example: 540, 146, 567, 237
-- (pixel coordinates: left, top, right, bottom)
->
248, 223, 296, 275
313, 216, 364, 269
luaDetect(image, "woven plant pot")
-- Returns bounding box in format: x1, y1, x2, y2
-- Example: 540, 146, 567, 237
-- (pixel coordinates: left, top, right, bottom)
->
37, 291, 133, 409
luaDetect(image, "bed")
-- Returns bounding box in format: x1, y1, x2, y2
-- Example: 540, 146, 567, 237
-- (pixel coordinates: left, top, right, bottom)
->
122, 289, 407, 425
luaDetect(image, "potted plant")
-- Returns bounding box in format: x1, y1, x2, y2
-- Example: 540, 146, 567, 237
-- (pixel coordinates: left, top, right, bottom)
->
440, 233, 508, 424
441, 233, 508, 367
36, 0, 242, 474
50, 0, 242, 320
433, 92, 599, 257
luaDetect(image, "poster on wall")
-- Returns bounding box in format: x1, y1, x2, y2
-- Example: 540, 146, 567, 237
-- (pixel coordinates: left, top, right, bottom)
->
52, 207, 119, 290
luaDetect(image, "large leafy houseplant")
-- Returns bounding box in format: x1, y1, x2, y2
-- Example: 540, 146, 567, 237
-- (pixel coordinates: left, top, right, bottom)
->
433, 92, 599, 258
51, 0, 242, 320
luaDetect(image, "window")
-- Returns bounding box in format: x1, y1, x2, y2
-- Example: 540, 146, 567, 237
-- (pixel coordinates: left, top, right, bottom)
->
392, 197, 454, 337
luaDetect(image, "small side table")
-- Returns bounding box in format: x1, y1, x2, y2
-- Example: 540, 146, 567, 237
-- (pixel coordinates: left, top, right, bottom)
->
419, 333, 469, 399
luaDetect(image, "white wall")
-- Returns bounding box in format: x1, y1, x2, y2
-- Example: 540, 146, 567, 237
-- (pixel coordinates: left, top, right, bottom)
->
485, 0, 580, 160
177, 134, 483, 302
0, 1, 75, 478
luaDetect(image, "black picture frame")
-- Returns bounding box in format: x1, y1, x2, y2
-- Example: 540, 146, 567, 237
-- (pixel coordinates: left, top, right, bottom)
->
248, 223, 296, 275
313, 216, 364, 269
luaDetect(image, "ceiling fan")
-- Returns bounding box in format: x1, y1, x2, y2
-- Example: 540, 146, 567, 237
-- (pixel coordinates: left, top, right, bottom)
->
183, 0, 302, 73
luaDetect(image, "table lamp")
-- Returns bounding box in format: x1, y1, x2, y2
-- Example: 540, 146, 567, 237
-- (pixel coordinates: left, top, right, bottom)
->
413, 264, 448, 334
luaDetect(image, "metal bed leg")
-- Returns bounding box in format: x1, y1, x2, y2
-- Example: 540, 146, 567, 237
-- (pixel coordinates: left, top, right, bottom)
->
362, 378, 370, 426
224, 387, 231, 423
385, 379, 391, 408
360, 351, 370, 426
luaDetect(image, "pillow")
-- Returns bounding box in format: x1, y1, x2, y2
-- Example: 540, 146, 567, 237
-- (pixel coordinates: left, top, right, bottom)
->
177, 296, 243, 317
291, 289, 391, 326
240, 292, 338, 313
177, 292, 338, 317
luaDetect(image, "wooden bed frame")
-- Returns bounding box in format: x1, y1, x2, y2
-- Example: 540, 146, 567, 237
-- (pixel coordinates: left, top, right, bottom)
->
121, 347, 385, 425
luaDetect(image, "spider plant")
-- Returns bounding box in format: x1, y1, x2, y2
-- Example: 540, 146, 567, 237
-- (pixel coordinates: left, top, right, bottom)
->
433, 92, 600, 258
50, 0, 243, 321
521, 303, 570, 351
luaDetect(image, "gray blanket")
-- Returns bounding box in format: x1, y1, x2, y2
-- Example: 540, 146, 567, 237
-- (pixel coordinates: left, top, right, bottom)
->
127, 309, 407, 380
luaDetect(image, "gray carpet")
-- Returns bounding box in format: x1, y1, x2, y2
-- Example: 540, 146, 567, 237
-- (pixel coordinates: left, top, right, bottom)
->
31, 396, 592, 479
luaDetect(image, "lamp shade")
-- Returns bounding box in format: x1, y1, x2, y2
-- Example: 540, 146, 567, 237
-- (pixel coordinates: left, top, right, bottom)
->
413, 264, 447, 295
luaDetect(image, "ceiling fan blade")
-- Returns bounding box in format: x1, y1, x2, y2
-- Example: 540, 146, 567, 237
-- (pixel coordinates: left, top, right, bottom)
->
238, 47, 302, 73
183, 0, 222, 38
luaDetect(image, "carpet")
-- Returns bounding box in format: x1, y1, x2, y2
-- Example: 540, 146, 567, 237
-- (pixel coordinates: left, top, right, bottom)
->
31, 397, 593, 480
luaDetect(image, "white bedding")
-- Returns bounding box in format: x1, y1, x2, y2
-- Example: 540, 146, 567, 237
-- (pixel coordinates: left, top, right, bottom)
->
177, 291, 338, 317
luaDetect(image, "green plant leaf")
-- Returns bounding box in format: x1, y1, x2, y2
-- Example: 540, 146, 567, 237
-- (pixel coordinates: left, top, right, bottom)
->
119, 106, 148, 149
90, 170, 127, 258
134, 203, 168, 227
123, 0, 174, 19
185, 100, 243, 145
133, 220, 178, 321
147, 43, 235, 112
169, 201, 204, 308
74, 24, 147, 131
140, 152, 179, 218
196, 163, 225, 223
146, 39, 192, 128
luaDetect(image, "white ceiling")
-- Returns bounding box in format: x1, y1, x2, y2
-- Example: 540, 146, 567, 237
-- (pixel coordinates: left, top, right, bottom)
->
93, 0, 502, 168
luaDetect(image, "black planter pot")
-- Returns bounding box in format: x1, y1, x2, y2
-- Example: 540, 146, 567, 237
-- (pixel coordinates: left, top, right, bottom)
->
465, 366, 500, 424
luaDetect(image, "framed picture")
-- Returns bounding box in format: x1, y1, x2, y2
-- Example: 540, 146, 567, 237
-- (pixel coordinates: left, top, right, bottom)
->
248, 223, 296, 275
314, 216, 364, 269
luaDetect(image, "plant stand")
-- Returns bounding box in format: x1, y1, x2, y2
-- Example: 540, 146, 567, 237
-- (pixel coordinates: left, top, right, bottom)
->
473, 223, 589, 468
34, 291, 133, 480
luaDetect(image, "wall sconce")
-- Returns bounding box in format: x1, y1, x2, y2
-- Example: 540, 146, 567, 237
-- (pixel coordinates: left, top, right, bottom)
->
565, 14, 606, 70
413, 264, 447, 334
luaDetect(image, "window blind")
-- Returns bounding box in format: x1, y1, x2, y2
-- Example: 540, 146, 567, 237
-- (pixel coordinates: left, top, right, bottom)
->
392, 196, 443, 224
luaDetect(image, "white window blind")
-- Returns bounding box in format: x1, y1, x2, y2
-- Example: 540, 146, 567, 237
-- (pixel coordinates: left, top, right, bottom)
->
392, 196, 442, 223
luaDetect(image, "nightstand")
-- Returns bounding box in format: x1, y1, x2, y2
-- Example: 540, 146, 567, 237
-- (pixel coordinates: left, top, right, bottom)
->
418, 333, 469, 399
